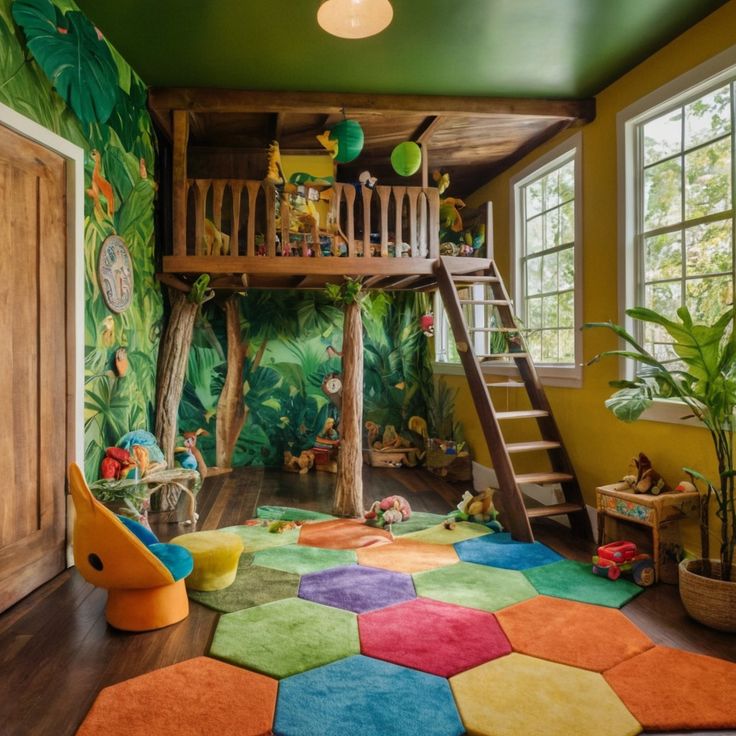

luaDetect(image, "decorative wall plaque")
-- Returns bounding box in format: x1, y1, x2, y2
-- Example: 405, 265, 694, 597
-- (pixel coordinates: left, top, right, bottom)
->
98, 235, 134, 313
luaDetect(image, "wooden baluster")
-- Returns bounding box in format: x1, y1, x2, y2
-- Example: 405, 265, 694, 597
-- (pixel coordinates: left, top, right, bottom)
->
264, 183, 276, 256
376, 186, 391, 257
343, 184, 356, 257
393, 186, 406, 256
418, 191, 428, 257
281, 197, 291, 256
246, 180, 260, 256
172, 111, 189, 256
193, 179, 210, 256
362, 186, 373, 258
484, 201, 494, 260
428, 187, 440, 259
211, 180, 226, 255
229, 181, 244, 257
407, 186, 421, 257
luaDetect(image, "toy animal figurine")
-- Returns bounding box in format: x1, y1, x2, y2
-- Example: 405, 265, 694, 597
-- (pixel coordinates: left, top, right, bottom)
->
592, 541, 655, 587
358, 170, 377, 189
420, 313, 434, 337
623, 453, 669, 494
364, 495, 412, 527
266, 140, 286, 185
316, 130, 339, 158
456, 489, 503, 531
432, 169, 450, 196
674, 480, 697, 493
283, 450, 316, 474
175, 428, 209, 476
100, 447, 136, 480
365, 421, 381, 449
86, 149, 115, 218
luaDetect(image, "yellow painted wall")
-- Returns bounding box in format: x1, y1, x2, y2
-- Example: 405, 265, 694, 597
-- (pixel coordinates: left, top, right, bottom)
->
452, 1, 736, 553
282, 153, 334, 226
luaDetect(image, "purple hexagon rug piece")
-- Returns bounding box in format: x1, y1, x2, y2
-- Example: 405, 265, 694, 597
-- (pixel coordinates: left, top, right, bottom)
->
299, 565, 415, 613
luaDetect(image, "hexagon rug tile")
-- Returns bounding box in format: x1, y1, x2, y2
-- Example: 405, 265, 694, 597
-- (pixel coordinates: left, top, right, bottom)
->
455, 533, 563, 570
414, 561, 536, 612
220, 522, 299, 553
524, 559, 643, 608
299, 564, 415, 613
356, 537, 459, 573
450, 653, 641, 736
298, 519, 393, 549
253, 543, 356, 575
495, 595, 653, 671
604, 645, 736, 732
388, 511, 451, 536
401, 520, 493, 545
274, 655, 464, 736
360, 597, 511, 677
76, 657, 277, 736
188, 560, 299, 613
209, 598, 359, 679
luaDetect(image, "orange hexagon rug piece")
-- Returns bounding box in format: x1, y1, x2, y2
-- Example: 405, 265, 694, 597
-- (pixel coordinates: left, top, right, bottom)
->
298, 519, 393, 550
75, 656, 277, 736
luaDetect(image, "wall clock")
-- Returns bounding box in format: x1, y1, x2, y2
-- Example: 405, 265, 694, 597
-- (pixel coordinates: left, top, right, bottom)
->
321, 372, 343, 409
98, 235, 134, 313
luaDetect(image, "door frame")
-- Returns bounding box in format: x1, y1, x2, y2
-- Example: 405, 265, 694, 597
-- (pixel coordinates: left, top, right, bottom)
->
0, 102, 85, 564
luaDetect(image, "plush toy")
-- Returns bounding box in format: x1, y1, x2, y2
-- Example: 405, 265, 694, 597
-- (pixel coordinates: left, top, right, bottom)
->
420, 313, 434, 337
457, 488, 503, 530
99, 447, 136, 480
365, 495, 412, 527
623, 453, 669, 494
283, 450, 315, 474
674, 480, 697, 493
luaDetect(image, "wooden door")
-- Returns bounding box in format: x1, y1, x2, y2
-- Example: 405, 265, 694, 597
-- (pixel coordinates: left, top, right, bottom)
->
0, 122, 68, 612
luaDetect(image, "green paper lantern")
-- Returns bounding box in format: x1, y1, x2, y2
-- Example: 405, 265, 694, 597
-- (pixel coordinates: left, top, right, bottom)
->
330, 119, 364, 164
391, 141, 422, 177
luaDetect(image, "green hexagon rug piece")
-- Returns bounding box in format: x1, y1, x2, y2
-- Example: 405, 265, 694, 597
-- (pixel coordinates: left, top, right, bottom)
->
414, 561, 536, 612
188, 558, 299, 613
401, 521, 493, 545
210, 598, 360, 679
388, 512, 452, 537
523, 560, 643, 608
220, 523, 300, 553
253, 544, 356, 575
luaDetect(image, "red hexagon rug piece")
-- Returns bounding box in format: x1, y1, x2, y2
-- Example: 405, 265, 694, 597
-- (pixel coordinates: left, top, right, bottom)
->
76, 656, 277, 736
359, 597, 511, 677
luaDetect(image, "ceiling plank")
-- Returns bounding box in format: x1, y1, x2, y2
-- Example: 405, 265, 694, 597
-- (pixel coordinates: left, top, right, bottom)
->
149, 88, 595, 122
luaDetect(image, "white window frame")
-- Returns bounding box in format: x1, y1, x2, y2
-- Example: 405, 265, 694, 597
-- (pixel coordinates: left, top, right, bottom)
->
508, 132, 583, 388
618, 44, 736, 425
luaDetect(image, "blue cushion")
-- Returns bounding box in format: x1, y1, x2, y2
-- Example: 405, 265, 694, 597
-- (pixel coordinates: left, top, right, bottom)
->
149, 542, 194, 581
117, 515, 159, 547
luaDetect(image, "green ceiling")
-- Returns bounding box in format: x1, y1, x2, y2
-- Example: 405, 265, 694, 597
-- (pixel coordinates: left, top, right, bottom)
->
75, 0, 727, 98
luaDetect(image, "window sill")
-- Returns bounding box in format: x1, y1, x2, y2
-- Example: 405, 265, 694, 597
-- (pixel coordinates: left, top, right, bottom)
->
432, 361, 582, 388
639, 399, 704, 428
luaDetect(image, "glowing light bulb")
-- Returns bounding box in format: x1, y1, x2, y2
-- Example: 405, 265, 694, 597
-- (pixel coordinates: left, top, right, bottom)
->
318, 0, 393, 39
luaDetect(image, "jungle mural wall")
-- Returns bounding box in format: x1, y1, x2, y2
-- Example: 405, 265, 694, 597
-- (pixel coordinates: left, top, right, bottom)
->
179, 290, 434, 468
0, 0, 162, 479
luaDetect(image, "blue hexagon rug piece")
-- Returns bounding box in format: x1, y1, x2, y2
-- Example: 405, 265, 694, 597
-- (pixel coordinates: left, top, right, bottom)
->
274, 655, 464, 736
455, 534, 563, 570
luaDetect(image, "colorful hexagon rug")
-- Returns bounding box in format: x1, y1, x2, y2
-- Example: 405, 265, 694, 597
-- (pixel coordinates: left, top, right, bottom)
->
76, 507, 736, 735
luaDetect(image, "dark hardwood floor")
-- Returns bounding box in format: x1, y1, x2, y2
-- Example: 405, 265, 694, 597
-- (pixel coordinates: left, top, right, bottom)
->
1, 467, 734, 736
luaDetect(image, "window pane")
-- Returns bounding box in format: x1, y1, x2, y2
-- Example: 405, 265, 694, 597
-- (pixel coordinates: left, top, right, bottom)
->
541, 330, 559, 362
526, 296, 542, 328
543, 170, 560, 210
559, 329, 575, 363
559, 291, 574, 328
541, 252, 558, 293
526, 256, 542, 295
542, 295, 559, 328
684, 85, 732, 149
644, 158, 682, 230
645, 281, 681, 319
686, 275, 733, 323
684, 136, 732, 220
526, 180, 543, 217
526, 331, 542, 362
644, 232, 682, 281
558, 247, 574, 290
526, 214, 544, 254
643, 108, 682, 166
559, 201, 574, 244
685, 220, 732, 277
558, 161, 575, 203
544, 209, 560, 248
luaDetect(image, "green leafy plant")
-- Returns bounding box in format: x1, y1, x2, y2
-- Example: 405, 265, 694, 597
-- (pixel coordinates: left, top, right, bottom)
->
585, 305, 736, 581
325, 277, 364, 306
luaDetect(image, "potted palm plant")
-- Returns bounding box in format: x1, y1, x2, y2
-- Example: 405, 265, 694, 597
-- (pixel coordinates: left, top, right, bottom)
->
585, 305, 736, 631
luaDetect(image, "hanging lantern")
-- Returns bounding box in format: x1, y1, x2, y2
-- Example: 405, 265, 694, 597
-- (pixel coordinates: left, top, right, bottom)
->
391, 141, 422, 177
329, 119, 364, 163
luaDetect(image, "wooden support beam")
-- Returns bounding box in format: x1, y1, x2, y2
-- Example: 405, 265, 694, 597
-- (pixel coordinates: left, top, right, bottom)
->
156, 273, 192, 293
413, 115, 444, 145
172, 111, 189, 257
150, 88, 596, 122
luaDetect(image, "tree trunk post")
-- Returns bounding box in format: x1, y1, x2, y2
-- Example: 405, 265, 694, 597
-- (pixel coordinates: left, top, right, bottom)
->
215, 295, 248, 468
333, 299, 364, 517
155, 288, 201, 467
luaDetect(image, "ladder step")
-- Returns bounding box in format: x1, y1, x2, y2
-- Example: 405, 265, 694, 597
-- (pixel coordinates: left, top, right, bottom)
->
469, 327, 519, 333
458, 299, 510, 306
451, 275, 501, 283
526, 503, 587, 519
487, 380, 526, 388
478, 352, 528, 360
506, 441, 562, 454
496, 410, 549, 420
515, 472, 574, 485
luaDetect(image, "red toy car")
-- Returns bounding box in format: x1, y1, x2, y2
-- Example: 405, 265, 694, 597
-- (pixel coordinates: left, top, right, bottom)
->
592, 541, 655, 587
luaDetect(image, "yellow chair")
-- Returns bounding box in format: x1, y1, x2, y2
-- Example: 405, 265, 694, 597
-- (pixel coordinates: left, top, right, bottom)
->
171, 531, 244, 591
69, 463, 194, 631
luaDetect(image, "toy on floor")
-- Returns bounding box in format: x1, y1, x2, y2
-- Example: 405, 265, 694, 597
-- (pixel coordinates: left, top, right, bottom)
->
456, 489, 503, 531
365, 495, 412, 527
592, 541, 655, 587
283, 450, 315, 474
622, 452, 669, 495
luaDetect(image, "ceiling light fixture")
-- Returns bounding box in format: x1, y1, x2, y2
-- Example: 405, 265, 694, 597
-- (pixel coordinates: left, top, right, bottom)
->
318, 0, 393, 40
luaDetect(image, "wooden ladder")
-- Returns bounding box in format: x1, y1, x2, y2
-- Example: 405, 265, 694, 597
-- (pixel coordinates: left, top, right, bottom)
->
434, 256, 592, 542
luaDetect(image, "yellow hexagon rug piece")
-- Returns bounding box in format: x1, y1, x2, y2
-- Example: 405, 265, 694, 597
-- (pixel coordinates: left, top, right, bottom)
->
450, 653, 641, 736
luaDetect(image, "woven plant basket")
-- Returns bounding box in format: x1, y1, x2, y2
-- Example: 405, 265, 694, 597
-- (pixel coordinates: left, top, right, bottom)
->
678, 559, 736, 632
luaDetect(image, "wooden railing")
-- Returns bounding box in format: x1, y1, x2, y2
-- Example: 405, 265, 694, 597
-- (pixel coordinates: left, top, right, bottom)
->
172, 179, 441, 260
